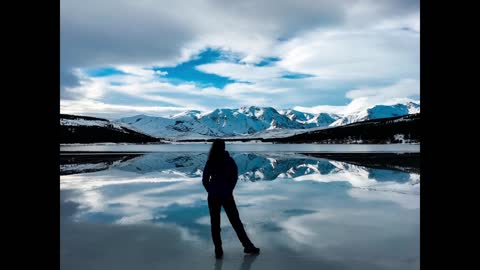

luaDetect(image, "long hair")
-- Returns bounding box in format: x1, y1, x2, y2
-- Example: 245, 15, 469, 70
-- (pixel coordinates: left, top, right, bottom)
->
208, 139, 226, 169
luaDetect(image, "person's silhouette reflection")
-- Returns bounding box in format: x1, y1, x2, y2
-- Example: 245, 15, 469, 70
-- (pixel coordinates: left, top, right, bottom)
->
214, 258, 223, 270
240, 254, 258, 270
213, 254, 259, 270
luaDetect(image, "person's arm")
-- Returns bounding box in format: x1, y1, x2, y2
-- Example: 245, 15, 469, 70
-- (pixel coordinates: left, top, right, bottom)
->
229, 158, 238, 192
202, 161, 211, 193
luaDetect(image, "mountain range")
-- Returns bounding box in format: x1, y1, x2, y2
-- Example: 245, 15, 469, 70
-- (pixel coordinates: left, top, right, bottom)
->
60, 114, 160, 144
117, 102, 420, 139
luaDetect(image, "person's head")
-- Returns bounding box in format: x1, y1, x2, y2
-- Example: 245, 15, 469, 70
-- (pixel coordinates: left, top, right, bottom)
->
208, 139, 226, 164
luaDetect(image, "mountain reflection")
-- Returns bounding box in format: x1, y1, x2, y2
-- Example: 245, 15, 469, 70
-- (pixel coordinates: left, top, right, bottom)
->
60, 152, 419, 184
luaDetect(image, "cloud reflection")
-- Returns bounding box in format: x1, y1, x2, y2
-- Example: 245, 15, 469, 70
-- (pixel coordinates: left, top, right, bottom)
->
60, 152, 419, 270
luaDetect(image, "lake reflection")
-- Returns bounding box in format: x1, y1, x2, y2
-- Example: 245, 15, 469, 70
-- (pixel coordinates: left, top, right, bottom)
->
60, 152, 419, 270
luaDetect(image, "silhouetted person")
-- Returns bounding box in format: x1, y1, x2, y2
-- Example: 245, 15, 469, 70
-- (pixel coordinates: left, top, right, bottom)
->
203, 139, 260, 259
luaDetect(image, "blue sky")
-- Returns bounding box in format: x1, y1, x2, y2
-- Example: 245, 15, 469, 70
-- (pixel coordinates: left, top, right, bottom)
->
151, 49, 237, 88
60, 0, 419, 119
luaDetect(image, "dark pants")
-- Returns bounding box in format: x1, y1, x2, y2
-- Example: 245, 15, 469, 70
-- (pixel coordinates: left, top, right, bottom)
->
208, 195, 254, 249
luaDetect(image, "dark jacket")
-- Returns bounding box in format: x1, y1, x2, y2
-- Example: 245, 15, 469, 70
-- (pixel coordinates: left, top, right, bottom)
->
202, 151, 238, 197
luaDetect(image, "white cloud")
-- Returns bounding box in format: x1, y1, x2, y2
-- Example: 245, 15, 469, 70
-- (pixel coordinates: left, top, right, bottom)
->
61, 0, 419, 73
60, 99, 198, 119
346, 78, 419, 99
294, 79, 419, 115
61, 0, 419, 118
276, 28, 419, 82
62, 66, 295, 117
154, 70, 168, 76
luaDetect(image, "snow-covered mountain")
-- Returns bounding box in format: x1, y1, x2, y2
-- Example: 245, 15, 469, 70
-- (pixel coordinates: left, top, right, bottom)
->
60, 114, 160, 143
116, 114, 216, 138
330, 102, 420, 127
118, 106, 341, 139
117, 102, 419, 139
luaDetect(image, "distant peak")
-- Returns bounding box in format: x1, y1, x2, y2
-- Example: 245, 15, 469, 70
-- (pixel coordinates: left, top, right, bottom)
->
170, 110, 202, 118
183, 110, 201, 114
127, 114, 150, 118
238, 106, 277, 112
240, 105, 258, 110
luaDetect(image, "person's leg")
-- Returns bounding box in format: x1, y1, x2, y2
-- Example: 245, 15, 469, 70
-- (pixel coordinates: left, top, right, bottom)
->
223, 196, 255, 248
208, 195, 222, 250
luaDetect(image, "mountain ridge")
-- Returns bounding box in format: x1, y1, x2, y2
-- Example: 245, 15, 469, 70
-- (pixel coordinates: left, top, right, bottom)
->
117, 102, 419, 139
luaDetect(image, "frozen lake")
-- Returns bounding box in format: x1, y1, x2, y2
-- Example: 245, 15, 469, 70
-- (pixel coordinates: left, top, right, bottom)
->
60, 148, 419, 270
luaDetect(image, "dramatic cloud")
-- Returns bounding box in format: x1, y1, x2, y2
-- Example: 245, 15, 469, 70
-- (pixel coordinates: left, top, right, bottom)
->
61, 0, 419, 118
295, 79, 419, 114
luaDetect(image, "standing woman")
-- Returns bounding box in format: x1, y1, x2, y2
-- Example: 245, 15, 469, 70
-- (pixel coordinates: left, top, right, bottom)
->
202, 139, 260, 259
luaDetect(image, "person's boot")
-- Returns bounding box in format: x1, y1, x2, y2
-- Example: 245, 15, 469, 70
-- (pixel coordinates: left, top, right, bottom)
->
215, 247, 223, 259
243, 245, 260, 255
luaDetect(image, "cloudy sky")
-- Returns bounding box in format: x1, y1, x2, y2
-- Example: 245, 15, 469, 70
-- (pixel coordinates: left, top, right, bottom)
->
60, 0, 419, 119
